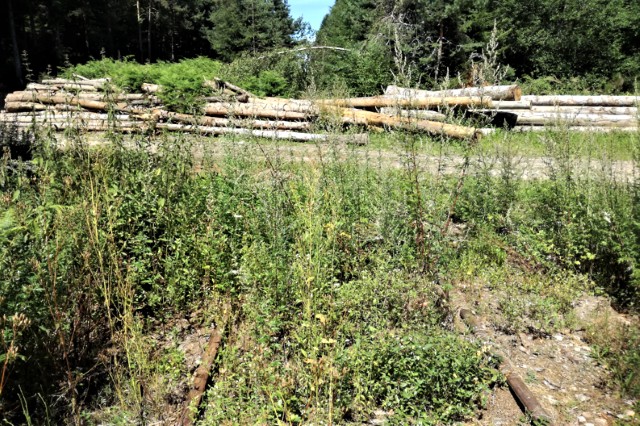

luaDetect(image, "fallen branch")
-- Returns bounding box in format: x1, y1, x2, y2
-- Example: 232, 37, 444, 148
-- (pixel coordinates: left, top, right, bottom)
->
257, 45, 351, 59
459, 308, 554, 425
179, 321, 227, 426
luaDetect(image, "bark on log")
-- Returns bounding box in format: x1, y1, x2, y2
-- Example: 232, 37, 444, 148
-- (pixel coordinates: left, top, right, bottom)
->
338, 107, 480, 140
521, 95, 639, 107
4, 92, 128, 111
213, 78, 256, 98
4, 102, 51, 112
321, 96, 492, 109
459, 308, 554, 425
179, 325, 226, 426
385, 84, 522, 101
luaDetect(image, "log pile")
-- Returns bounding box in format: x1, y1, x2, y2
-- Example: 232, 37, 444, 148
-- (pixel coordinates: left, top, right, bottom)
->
2, 78, 637, 143
383, 85, 638, 132
0, 78, 490, 142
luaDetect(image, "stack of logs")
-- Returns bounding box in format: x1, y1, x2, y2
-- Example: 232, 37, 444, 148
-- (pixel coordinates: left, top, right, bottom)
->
1, 78, 638, 143
384, 85, 639, 133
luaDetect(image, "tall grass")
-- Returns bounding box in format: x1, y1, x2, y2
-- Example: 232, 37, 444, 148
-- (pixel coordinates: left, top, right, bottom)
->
0, 114, 639, 423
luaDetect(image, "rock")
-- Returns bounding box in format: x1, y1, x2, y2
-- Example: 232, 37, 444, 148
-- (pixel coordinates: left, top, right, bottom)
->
593, 418, 608, 426
624, 410, 635, 418
553, 333, 564, 341
578, 415, 587, 423
576, 393, 591, 402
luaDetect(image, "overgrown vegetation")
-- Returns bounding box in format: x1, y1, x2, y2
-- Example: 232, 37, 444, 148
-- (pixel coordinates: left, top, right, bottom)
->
0, 111, 639, 423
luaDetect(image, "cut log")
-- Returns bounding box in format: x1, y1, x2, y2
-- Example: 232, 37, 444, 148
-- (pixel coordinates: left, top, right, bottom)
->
0, 112, 129, 123
379, 108, 447, 122
337, 107, 480, 140
4, 102, 51, 112
149, 110, 311, 131
155, 123, 368, 144
42, 78, 109, 88
4, 92, 127, 111
213, 78, 256, 98
385, 84, 522, 101
521, 95, 639, 107
512, 126, 639, 133
26, 83, 57, 91
487, 100, 532, 109
141, 83, 161, 93
529, 105, 637, 115
459, 308, 554, 426
321, 96, 492, 109
250, 97, 316, 112
514, 113, 637, 127
204, 102, 310, 120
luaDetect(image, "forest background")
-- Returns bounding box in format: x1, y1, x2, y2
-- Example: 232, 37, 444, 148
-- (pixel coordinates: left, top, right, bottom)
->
1, 0, 640, 96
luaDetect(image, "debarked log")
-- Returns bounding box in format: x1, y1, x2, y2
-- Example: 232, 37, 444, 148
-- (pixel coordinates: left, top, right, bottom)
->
379, 108, 447, 122
204, 102, 311, 120
4, 92, 128, 111
148, 110, 311, 131
321, 95, 492, 109
529, 105, 637, 115
0, 111, 131, 123
521, 95, 639, 107
513, 113, 637, 127
385, 84, 522, 101
337, 107, 480, 140
154, 123, 369, 144
4, 102, 51, 112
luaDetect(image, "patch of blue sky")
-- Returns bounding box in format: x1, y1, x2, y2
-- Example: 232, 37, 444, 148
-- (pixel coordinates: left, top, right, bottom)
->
289, 0, 334, 33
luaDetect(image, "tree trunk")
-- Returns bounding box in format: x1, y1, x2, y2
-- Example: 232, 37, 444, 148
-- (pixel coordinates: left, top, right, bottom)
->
137, 0, 144, 61
147, 0, 152, 61
7, 0, 23, 85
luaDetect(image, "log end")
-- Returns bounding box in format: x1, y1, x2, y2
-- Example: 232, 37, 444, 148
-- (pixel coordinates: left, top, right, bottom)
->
513, 86, 523, 102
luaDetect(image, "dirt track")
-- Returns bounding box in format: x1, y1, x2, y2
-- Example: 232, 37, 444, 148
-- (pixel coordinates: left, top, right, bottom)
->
191, 138, 637, 182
